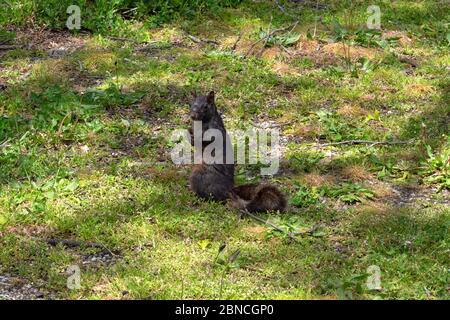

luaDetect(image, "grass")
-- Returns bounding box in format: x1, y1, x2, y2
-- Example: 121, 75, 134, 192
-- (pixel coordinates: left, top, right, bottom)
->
0, 0, 449, 299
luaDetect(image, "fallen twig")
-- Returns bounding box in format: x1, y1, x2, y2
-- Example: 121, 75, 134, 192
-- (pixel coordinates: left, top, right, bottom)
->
39, 238, 106, 249
57, 112, 72, 136
107, 37, 163, 49
122, 7, 138, 15
314, 139, 413, 148
0, 138, 10, 149
251, 120, 294, 129
313, 0, 320, 38
135, 41, 169, 52
76, 59, 84, 72
240, 209, 299, 242
107, 36, 140, 44
0, 45, 21, 50
94, 237, 120, 257
186, 34, 219, 46
280, 45, 295, 56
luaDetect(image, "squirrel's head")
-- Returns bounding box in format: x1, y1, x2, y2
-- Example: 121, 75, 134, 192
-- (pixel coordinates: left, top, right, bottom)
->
189, 91, 216, 121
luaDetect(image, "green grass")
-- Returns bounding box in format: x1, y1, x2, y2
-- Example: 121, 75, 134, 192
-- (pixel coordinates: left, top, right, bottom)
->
0, 0, 449, 299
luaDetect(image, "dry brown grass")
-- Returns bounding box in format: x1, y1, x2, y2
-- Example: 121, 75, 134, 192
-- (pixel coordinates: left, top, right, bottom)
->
294, 39, 339, 66
242, 225, 267, 240
370, 181, 396, 198
261, 47, 284, 60
292, 124, 320, 140
336, 104, 368, 117
404, 83, 435, 97
298, 172, 335, 187
271, 60, 299, 76
341, 164, 372, 181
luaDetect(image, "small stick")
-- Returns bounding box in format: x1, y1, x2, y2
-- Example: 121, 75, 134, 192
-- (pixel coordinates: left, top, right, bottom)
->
36, 237, 120, 255
77, 60, 84, 72
312, 0, 320, 38
108, 37, 161, 48
0, 138, 10, 148
0, 45, 21, 50
288, 20, 299, 34
134, 41, 167, 52
186, 34, 218, 46
314, 139, 412, 148
122, 7, 138, 15
280, 45, 295, 56
107, 36, 139, 43
39, 238, 105, 249
251, 120, 293, 129
57, 112, 72, 136
95, 237, 120, 257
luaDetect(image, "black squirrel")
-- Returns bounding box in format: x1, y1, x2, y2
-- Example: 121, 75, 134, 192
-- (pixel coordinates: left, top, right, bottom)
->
188, 91, 287, 212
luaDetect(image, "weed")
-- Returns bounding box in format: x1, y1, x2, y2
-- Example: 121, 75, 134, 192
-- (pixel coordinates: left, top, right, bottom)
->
288, 150, 324, 173
420, 144, 450, 191
291, 184, 320, 208
320, 182, 374, 204
258, 29, 300, 48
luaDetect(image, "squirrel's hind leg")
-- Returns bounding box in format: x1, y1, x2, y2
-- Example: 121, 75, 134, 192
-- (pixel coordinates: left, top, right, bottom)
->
190, 166, 233, 202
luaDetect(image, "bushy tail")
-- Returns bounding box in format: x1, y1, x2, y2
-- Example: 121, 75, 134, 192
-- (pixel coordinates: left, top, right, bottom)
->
230, 183, 287, 213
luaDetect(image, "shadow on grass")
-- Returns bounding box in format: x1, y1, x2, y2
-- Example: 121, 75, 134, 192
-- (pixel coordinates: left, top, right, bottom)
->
400, 77, 449, 155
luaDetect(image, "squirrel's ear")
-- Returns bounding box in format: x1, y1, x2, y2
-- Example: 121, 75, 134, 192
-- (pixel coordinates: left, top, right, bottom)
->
207, 91, 215, 104
190, 90, 197, 99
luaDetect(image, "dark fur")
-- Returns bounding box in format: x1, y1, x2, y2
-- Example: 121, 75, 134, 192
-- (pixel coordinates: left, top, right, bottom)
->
188, 91, 234, 201
232, 184, 287, 213
188, 91, 286, 212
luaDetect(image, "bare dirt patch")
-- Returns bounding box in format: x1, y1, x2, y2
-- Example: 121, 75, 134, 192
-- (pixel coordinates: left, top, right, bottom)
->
14, 28, 87, 54
322, 43, 380, 60
2, 224, 54, 238
403, 83, 435, 97
386, 185, 450, 207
